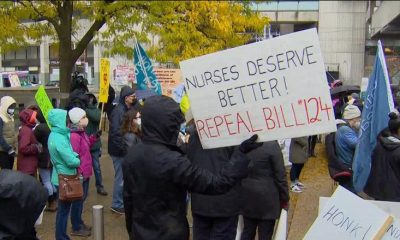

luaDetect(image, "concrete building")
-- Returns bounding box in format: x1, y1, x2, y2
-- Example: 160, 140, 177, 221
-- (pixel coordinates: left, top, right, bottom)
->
254, 1, 368, 85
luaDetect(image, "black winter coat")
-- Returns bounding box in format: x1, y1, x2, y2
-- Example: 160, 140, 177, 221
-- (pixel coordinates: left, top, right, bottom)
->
33, 110, 51, 169
364, 132, 400, 201
0, 169, 47, 240
240, 141, 289, 220
187, 131, 240, 217
108, 86, 141, 157
122, 95, 250, 240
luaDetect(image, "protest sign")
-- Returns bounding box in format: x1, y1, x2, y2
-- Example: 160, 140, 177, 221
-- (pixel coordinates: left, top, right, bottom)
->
34, 85, 53, 128
320, 197, 400, 240
180, 28, 336, 149
9, 73, 21, 87
114, 65, 135, 85
154, 68, 182, 97
305, 186, 393, 240
99, 58, 110, 103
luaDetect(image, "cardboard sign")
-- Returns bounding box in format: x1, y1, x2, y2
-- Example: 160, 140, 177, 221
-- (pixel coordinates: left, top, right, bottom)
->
320, 197, 400, 240
180, 28, 336, 149
154, 68, 182, 97
99, 58, 110, 103
34, 86, 53, 128
305, 186, 393, 240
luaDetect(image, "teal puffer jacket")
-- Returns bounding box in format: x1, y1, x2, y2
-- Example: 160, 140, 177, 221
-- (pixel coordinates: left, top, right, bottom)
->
47, 109, 80, 186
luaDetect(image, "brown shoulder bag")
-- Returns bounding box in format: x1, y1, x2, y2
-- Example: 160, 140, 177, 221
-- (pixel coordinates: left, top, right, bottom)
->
58, 173, 83, 201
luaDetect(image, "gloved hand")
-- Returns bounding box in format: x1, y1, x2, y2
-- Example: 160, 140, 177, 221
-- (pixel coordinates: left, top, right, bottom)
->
7, 149, 16, 157
239, 134, 263, 153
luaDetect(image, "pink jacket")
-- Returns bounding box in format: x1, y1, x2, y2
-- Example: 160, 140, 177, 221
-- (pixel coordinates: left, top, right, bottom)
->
70, 128, 97, 179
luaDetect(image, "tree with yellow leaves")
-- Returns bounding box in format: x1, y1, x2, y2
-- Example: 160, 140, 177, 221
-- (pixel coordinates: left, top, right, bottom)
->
0, 1, 268, 94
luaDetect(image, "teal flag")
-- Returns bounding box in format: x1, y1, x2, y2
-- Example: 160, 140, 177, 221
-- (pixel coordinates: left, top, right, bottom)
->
352, 40, 394, 192
133, 41, 161, 95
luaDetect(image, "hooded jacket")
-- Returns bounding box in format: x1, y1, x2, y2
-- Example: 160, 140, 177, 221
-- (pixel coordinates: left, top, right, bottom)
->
240, 141, 289, 220
0, 169, 47, 240
0, 96, 17, 153
33, 110, 51, 169
364, 131, 400, 201
17, 109, 39, 176
47, 109, 80, 186
122, 95, 249, 240
108, 86, 141, 157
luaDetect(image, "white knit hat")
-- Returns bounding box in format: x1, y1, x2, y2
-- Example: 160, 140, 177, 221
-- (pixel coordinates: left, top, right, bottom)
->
343, 105, 361, 120
68, 107, 86, 124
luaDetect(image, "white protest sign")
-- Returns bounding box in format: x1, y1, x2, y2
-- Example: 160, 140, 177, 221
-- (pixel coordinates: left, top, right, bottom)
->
320, 197, 400, 240
305, 186, 393, 240
180, 28, 336, 149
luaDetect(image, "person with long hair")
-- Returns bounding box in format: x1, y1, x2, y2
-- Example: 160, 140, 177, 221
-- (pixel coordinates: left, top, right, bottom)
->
120, 110, 142, 148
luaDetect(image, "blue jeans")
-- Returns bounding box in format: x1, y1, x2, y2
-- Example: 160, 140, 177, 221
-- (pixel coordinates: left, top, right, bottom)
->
55, 186, 73, 240
70, 179, 90, 231
39, 168, 56, 196
91, 150, 104, 190
111, 155, 124, 209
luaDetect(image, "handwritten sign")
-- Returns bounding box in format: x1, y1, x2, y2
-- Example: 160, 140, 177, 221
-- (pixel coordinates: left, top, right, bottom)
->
99, 58, 110, 103
34, 86, 53, 128
305, 186, 393, 240
320, 197, 400, 240
180, 28, 336, 149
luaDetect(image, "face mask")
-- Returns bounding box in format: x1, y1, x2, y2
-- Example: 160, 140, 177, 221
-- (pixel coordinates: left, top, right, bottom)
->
7, 108, 15, 116
79, 117, 89, 128
135, 118, 141, 126
180, 123, 186, 134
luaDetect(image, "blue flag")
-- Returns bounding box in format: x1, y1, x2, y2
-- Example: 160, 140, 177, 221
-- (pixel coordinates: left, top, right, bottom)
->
133, 41, 162, 95
352, 40, 394, 193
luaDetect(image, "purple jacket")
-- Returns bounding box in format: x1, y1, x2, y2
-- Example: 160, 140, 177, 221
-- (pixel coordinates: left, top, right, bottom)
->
70, 128, 96, 179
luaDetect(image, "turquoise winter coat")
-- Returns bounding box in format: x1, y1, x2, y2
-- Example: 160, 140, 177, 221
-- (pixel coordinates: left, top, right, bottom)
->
47, 109, 80, 186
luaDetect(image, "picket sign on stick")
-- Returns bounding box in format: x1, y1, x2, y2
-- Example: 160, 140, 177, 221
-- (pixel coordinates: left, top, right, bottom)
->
99, 58, 110, 130
180, 28, 336, 149
34, 85, 53, 128
304, 186, 393, 240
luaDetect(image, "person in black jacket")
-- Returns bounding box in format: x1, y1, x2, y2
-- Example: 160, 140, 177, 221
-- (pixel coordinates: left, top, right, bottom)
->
29, 106, 57, 212
0, 169, 47, 240
187, 122, 239, 240
122, 95, 261, 240
108, 86, 141, 214
364, 112, 400, 201
240, 141, 289, 240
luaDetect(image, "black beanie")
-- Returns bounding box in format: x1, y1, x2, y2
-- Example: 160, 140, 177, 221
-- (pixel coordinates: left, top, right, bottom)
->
388, 112, 400, 134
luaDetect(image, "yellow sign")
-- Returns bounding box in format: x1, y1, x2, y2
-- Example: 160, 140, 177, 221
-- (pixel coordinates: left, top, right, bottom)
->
99, 58, 110, 103
34, 85, 53, 128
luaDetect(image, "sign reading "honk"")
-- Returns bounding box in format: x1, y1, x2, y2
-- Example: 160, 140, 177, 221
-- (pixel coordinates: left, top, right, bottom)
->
305, 186, 393, 240
180, 28, 336, 149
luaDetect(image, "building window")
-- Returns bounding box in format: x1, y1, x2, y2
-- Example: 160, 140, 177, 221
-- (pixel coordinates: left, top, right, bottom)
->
3, 51, 15, 60
15, 48, 26, 60
27, 46, 39, 59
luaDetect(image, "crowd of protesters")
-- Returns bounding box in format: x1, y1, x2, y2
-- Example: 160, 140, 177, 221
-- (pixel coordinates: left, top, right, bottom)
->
1, 73, 399, 240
